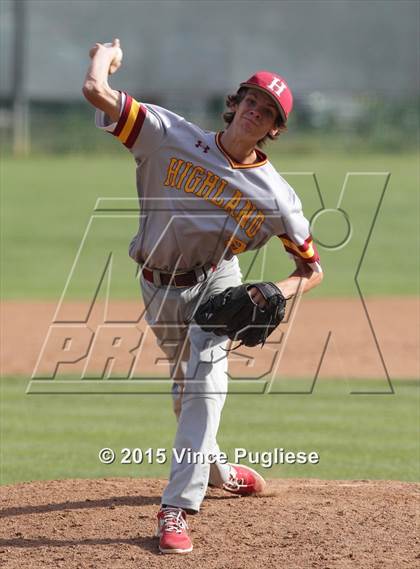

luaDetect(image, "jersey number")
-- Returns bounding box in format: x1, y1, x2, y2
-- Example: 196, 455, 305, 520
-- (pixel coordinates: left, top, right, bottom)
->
225, 235, 247, 254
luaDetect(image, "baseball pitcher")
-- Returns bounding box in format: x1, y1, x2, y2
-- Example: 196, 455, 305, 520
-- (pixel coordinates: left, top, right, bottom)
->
83, 38, 323, 554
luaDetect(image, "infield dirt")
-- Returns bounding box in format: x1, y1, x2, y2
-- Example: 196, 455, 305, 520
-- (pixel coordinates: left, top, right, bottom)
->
2, 297, 419, 378
1, 477, 418, 568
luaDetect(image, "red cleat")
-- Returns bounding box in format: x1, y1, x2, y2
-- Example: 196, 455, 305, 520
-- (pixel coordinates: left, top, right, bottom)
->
156, 507, 193, 554
223, 464, 266, 496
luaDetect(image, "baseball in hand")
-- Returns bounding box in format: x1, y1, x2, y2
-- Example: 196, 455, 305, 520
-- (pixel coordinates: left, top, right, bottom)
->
103, 39, 123, 75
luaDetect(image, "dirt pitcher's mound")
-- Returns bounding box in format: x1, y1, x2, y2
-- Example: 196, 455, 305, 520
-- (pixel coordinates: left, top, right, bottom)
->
0, 478, 418, 568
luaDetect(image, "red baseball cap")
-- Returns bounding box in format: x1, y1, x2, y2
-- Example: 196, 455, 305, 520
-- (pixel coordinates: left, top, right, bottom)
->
240, 70, 293, 122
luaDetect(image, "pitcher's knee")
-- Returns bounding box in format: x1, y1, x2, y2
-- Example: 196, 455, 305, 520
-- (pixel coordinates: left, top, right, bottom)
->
181, 392, 225, 415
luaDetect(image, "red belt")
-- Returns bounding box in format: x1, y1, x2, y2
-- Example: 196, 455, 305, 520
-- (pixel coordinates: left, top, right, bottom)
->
142, 265, 216, 287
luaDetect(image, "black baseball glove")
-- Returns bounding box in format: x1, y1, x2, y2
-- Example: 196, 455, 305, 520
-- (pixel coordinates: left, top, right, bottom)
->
194, 282, 286, 348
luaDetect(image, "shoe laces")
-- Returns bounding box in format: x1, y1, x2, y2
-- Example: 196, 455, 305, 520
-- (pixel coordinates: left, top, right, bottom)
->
160, 507, 188, 534
224, 470, 246, 490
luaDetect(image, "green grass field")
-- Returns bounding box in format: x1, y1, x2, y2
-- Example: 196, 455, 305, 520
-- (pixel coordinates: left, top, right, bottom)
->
1, 378, 418, 485
1, 151, 418, 299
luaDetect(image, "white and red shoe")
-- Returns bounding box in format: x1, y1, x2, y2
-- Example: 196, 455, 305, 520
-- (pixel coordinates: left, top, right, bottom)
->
156, 506, 193, 554
223, 464, 266, 496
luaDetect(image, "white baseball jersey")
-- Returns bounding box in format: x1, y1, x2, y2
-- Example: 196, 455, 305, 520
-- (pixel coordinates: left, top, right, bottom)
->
96, 92, 321, 273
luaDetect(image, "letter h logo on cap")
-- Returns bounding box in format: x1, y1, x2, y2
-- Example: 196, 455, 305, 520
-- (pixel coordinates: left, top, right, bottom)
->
267, 77, 287, 97
240, 70, 293, 122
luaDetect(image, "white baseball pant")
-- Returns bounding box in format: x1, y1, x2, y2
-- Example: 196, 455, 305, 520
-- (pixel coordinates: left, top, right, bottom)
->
140, 257, 242, 512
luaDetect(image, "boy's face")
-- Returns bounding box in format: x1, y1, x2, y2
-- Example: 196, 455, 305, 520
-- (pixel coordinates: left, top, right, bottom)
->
231, 88, 281, 142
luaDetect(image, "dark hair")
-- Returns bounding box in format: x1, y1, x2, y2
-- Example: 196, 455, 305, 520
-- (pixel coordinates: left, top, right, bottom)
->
222, 87, 288, 147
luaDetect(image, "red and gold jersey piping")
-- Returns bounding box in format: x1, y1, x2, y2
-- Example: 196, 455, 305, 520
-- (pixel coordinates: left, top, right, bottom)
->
278, 233, 320, 265
215, 132, 268, 170
112, 92, 147, 149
